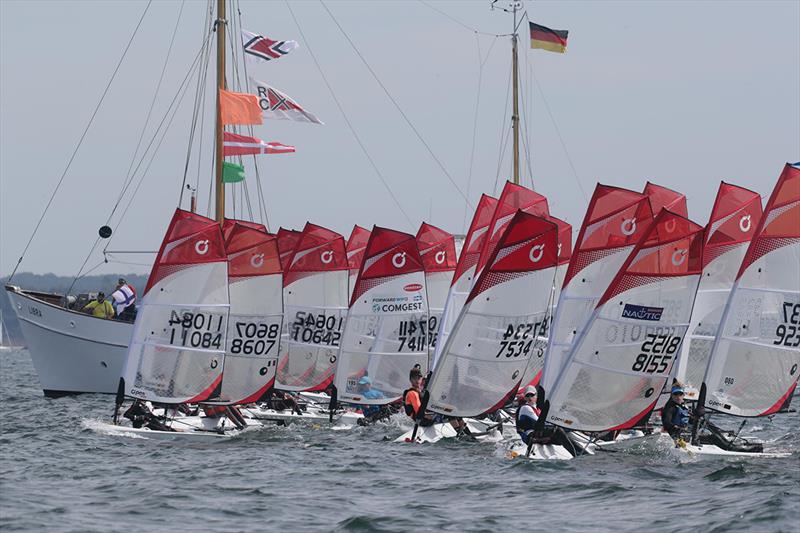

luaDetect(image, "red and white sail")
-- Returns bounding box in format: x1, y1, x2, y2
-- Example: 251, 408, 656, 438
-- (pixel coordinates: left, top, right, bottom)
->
703, 163, 800, 417
643, 181, 688, 218
473, 181, 549, 281
427, 212, 559, 417
541, 184, 654, 395
275, 223, 349, 391
416, 223, 457, 366
346, 225, 371, 299
546, 210, 704, 432
673, 182, 762, 399
434, 194, 497, 369
218, 220, 283, 404
333, 227, 428, 405
121, 209, 229, 403
276, 227, 301, 274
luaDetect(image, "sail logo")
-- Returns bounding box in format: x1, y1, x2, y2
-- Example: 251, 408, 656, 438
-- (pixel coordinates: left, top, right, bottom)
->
671, 249, 687, 266
664, 219, 677, 233
195, 239, 210, 255
392, 252, 407, 269
529, 244, 545, 263
621, 218, 637, 236
404, 283, 423, 292
250, 253, 265, 268
435, 250, 446, 265
621, 303, 664, 322
320, 250, 334, 264
739, 214, 752, 232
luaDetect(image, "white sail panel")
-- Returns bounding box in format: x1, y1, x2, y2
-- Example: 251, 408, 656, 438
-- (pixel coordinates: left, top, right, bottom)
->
673, 183, 762, 399
703, 163, 800, 416
541, 185, 653, 394
122, 209, 229, 404
276, 223, 349, 391
427, 213, 559, 417
217, 220, 283, 404
334, 227, 428, 405
434, 194, 498, 369
546, 210, 704, 432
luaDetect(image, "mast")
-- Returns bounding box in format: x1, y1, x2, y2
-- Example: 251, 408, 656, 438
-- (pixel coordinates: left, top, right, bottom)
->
214, 0, 227, 224
511, 2, 520, 185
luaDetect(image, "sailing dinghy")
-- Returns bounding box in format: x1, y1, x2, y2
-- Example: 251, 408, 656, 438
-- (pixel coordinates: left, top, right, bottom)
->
681, 163, 800, 458
673, 183, 763, 400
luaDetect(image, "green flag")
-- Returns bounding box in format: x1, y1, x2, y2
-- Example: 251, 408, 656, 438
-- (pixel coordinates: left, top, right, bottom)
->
222, 162, 245, 183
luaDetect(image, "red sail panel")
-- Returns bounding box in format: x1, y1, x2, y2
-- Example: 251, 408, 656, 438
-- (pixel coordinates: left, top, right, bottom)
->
702, 182, 763, 268
475, 182, 549, 277
276, 227, 301, 274
737, 163, 800, 278
452, 194, 498, 287
563, 184, 653, 286
643, 181, 688, 218
351, 226, 424, 305
416, 222, 457, 273
283, 223, 348, 286
144, 209, 227, 295
223, 220, 281, 278
548, 215, 572, 266
346, 225, 372, 271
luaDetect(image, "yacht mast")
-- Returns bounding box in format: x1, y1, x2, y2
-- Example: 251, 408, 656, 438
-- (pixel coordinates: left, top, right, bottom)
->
214, 0, 227, 223
511, 2, 521, 185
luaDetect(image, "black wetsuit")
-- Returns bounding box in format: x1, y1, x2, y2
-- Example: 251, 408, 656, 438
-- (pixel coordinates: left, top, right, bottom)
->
661, 399, 689, 438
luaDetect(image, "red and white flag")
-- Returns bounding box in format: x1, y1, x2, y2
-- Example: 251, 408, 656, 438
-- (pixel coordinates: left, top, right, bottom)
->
242, 30, 298, 64
223, 132, 295, 157
249, 77, 324, 125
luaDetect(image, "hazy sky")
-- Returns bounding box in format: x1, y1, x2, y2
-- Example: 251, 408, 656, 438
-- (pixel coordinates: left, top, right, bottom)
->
1, 0, 798, 277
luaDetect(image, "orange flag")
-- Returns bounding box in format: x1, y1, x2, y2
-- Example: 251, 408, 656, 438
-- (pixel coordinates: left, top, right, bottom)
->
219, 89, 262, 125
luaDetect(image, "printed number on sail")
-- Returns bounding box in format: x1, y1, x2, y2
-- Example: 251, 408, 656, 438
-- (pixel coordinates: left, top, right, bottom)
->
291, 311, 343, 346
496, 321, 548, 358
231, 322, 280, 355
168, 310, 224, 349
631, 333, 681, 373
775, 302, 800, 347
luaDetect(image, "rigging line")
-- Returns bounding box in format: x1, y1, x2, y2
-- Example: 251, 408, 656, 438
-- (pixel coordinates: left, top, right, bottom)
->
8, 0, 153, 281
111, 40, 209, 242
66, 236, 101, 296
493, 121, 513, 195
417, 0, 512, 37
113, 0, 186, 224
285, 1, 415, 230
493, 62, 513, 194
531, 73, 588, 202
319, 0, 473, 211
103, 33, 212, 253
462, 33, 486, 233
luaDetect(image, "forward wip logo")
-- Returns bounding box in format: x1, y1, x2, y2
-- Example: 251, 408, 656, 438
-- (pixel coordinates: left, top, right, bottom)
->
392, 252, 407, 269
250, 253, 265, 268
671, 249, 687, 266
621, 218, 637, 236
320, 250, 334, 264
195, 240, 210, 255
529, 244, 545, 263
739, 214, 752, 232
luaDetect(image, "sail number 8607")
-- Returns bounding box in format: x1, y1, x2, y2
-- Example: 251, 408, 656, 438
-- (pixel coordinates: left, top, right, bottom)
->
230, 322, 279, 356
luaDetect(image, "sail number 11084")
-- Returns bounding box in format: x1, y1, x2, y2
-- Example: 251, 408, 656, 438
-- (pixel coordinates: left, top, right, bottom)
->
167, 310, 223, 349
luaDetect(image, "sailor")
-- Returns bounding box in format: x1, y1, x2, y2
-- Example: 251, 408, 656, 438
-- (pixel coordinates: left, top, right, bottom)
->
82, 292, 115, 319
662, 385, 690, 439
403, 365, 471, 435
515, 385, 540, 445
355, 375, 390, 425
111, 278, 137, 321
123, 400, 175, 432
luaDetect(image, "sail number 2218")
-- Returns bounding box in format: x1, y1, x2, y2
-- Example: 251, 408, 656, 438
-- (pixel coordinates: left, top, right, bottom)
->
631, 333, 681, 374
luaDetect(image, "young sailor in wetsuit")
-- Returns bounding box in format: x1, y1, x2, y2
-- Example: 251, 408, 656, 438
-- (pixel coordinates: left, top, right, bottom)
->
355, 376, 393, 425
515, 386, 540, 445
402, 365, 471, 434
123, 400, 175, 432
661, 385, 690, 440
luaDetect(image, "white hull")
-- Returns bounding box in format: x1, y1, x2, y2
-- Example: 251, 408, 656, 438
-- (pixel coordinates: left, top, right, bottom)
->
6, 286, 131, 396
394, 419, 499, 444
243, 405, 363, 426
83, 414, 257, 441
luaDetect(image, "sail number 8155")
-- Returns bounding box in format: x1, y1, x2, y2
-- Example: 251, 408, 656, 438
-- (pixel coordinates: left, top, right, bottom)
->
631, 334, 681, 373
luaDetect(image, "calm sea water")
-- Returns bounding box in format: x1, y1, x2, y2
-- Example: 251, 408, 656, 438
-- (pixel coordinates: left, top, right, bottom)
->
1, 349, 798, 532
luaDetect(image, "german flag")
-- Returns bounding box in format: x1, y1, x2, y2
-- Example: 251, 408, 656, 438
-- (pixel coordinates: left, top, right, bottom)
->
530, 22, 569, 53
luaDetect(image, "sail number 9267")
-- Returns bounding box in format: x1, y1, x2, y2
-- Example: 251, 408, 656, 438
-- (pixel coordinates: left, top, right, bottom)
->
631, 333, 681, 373
775, 302, 800, 347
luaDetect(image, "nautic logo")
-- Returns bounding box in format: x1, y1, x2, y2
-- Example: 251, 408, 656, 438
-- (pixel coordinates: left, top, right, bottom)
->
392, 252, 407, 269
250, 253, 265, 268
529, 244, 545, 263
671, 249, 687, 266
404, 283, 423, 292
621, 217, 637, 236
435, 250, 446, 264
739, 214, 752, 232
621, 303, 664, 321
320, 250, 334, 264
195, 239, 210, 255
